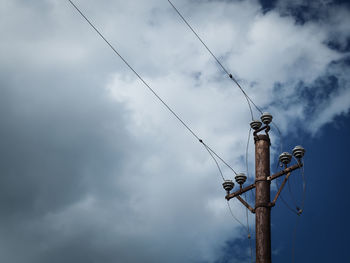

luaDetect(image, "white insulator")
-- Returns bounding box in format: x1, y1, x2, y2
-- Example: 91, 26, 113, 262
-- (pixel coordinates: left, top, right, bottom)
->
222, 180, 234, 192
279, 152, 292, 165
292, 145, 305, 159
250, 120, 262, 130
235, 173, 247, 185
260, 112, 273, 125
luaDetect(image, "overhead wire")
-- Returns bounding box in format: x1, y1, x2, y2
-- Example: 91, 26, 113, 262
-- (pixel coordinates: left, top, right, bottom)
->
69, 2, 306, 262
168, 3, 307, 261
272, 122, 284, 153
245, 127, 255, 202
204, 143, 237, 175
244, 192, 254, 263
278, 158, 306, 215
168, 2, 257, 254
273, 162, 300, 215
167, 0, 255, 121
293, 156, 306, 214
168, 0, 286, 154
227, 200, 249, 231
203, 144, 225, 181
287, 159, 306, 263
287, 176, 299, 209
227, 195, 253, 263
291, 210, 301, 263
67, 0, 238, 178
168, 3, 308, 263
273, 163, 303, 262
244, 128, 254, 262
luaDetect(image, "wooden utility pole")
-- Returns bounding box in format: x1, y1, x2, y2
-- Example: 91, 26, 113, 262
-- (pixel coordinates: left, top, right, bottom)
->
224, 114, 305, 263
255, 134, 271, 262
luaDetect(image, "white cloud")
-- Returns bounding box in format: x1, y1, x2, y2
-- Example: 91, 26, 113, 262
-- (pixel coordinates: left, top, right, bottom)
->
0, 0, 349, 262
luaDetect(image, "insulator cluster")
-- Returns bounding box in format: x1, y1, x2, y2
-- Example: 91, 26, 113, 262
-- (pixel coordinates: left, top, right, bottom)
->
235, 173, 247, 185
223, 180, 234, 194
292, 145, 305, 159
261, 112, 272, 125
250, 112, 273, 130
250, 120, 262, 130
279, 145, 305, 166
279, 152, 292, 165
222, 173, 248, 194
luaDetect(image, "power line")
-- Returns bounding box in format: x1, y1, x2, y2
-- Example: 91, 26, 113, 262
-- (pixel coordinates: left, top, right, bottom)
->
168, 0, 287, 154
293, 157, 306, 214
67, 0, 238, 175
291, 213, 301, 263
245, 127, 255, 202
168, 3, 307, 262
227, 200, 248, 230
273, 163, 300, 215
168, 0, 256, 120
227, 199, 253, 262
244, 192, 254, 263
204, 143, 237, 175
203, 144, 225, 181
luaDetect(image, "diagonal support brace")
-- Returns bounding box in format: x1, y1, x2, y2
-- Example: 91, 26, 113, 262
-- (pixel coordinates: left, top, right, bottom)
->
236, 195, 255, 214
271, 172, 291, 206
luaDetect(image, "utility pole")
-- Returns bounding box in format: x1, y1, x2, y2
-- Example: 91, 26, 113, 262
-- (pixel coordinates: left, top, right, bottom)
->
223, 113, 305, 263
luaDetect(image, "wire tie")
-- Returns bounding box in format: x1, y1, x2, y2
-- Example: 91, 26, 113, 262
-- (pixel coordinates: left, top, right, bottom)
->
199, 139, 203, 143
229, 74, 233, 79
296, 207, 303, 215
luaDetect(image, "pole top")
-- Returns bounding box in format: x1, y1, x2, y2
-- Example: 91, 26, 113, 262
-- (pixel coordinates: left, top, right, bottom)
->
254, 134, 270, 144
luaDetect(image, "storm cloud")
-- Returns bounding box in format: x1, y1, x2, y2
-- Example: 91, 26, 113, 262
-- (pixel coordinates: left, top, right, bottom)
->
0, 0, 349, 262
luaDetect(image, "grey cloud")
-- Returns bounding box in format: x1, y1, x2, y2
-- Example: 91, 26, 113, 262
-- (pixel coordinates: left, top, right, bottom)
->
1, 0, 350, 262
0, 50, 134, 262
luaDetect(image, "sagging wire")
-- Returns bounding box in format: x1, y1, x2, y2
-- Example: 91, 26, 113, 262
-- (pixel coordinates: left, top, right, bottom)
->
169, 2, 304, 258
67, 0, 238, 178
202, 141, 238, 175
227, 196, 254, 263
291, 213, 301, 263
168, 0, 255, 121
199, 131, 253, 262
279, 157, 306, 215
293, 156, 306, 215
274, 159, 307, 263
290, 159, 306, 263
244, 192, 254, 263
274, 162, 300, 215
245, 127, 255, 202
203, 143, 225, 181
206, 143, 253, 262
287, 177, 299, 210
244, 129, 254, 262
168, 0, 285, 161
227, 200, 250, 233
67, 5, 249, 259
272, 122, 284, 155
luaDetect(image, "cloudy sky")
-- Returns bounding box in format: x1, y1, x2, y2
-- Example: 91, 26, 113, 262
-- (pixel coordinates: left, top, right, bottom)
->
1, 0, 349, 262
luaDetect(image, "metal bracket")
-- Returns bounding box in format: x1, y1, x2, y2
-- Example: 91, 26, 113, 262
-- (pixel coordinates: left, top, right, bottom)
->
271, 172, 291, 206
253, 125, 271, 144
255, 202, 274, 209
255, 178, 271, 184
267, 163, 303, 181
236, 195, 255, 214
225, 183, 256, 200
